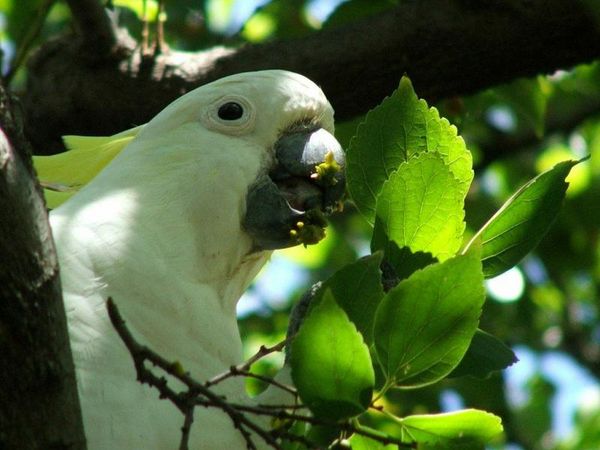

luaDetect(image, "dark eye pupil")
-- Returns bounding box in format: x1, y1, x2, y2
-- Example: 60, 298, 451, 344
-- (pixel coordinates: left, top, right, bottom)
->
218, 102, 244, 120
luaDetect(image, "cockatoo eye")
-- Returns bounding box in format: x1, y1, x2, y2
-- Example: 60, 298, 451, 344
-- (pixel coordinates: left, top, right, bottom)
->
218, 102, 244, 120
204, 95, 255, 135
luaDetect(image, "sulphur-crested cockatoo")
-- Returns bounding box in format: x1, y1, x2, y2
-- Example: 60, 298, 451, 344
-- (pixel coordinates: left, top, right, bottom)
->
34, 70, 345, 449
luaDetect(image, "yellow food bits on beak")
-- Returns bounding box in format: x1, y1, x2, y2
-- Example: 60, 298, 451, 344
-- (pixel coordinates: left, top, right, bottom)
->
289, 211, 327, 247
311, 150, 341, 186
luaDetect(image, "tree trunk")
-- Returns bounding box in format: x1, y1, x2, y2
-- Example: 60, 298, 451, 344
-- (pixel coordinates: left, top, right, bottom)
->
0, 84, 86, 449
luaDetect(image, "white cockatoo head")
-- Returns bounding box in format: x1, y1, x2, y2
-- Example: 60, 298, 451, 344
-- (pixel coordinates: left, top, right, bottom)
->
99, 70, 345, 252
157, 70, 344, 250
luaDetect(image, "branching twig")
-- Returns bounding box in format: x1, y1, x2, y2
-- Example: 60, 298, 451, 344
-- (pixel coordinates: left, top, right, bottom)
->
106, 297, 281, 449
106, 297, 416, 449
206, 341, 296, 395
206, 342, 285, 386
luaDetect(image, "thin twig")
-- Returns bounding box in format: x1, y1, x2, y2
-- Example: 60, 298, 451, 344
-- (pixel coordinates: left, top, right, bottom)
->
106, 297, 281, 449
206, 341, 286, 387
179, 404, 194, 450
206, 341, 296, 396
141, 0, 150, 54
153, 0, 165, 56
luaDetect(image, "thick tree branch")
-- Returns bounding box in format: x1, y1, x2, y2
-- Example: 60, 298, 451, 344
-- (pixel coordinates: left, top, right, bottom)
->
23, 0, 600, 153
64, 0, 117, 56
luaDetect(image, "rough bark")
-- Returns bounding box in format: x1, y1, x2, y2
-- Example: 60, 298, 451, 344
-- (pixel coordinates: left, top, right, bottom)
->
0, 85, 86, 449
22, 0, 600, 154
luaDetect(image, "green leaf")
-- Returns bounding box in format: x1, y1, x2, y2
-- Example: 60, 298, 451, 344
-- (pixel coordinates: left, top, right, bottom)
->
305, 424, 342, 447
449, 329, 518, 378
317, 252, 384, 346
348, 431, 397, 449
466, 159, 580, 278
346, 76, 473, 223
395, 409, 503, 448
380, 244, 438, 288
290, 291, 374, 420
374, 252, 485, 388
372, 152, 466, 261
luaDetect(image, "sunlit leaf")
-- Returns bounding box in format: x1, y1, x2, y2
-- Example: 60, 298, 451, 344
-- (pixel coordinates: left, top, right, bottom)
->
466, 159, 581, 278
347, 76, 472, 223
371, 152, 465, 261
290, 290, 374, 420
393, 409, 503, 448
348, 430, 397, 449
536, 145, 591, 196
374, 252, 484, 388
449, 329, 518, 378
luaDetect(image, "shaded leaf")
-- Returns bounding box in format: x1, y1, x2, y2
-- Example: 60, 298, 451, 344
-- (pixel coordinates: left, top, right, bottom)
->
449, 329, 518, 379
305, 423, 342, 448
288, 253, 384, 346
374, 252, 484, 388
290, 291, 374, 420
380, 243, 437, 289
318, 252, 384, 345
372, 152, 465, 261
347, 76, 472, 223
466, 159, 580, 278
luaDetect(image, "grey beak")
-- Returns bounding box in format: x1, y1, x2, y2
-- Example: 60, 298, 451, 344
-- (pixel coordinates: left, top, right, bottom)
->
244, 127, 346, 250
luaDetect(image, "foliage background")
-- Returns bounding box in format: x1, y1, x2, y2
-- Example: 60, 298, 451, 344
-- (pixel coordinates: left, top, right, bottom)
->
2, 0, 600, 449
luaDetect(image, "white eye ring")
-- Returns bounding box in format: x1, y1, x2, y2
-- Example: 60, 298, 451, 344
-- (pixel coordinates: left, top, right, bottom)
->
203, 95, 255, 135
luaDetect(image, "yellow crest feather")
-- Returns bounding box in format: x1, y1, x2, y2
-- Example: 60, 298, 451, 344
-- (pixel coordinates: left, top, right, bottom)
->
34, 125, 144, 209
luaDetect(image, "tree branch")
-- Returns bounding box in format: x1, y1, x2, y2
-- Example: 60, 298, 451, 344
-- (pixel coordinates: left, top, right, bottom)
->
64, 0, 117, 56
23, 0, 600, 154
